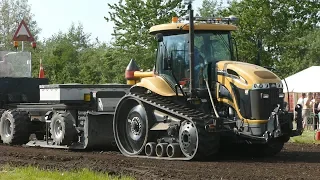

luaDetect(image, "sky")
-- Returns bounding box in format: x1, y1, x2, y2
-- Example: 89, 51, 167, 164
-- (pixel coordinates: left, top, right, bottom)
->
28, 0, 225, 43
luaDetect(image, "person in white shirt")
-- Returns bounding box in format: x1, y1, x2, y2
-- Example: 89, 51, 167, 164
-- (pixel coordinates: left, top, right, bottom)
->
302, 92, 314, 129
297, 93, 306, 106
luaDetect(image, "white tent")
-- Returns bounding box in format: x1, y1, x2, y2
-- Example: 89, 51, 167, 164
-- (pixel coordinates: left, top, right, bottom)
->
282, 66, 320, 93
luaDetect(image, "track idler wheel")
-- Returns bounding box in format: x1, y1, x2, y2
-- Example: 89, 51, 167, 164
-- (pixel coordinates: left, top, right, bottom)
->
179, 120, 198, 159
114, 97, 149, 156
179, 120, 220, 160
145, 142, 156, 156
156, 143, 168, 157
167, 143, 181, 158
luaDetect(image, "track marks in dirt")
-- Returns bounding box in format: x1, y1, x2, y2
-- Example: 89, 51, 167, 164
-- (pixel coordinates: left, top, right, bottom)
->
1, 143, 320, 179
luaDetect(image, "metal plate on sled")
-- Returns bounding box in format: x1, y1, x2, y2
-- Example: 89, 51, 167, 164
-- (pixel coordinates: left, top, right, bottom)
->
40, 84, 130, 102
25, 140, 86, 150
150, 122, 170, 130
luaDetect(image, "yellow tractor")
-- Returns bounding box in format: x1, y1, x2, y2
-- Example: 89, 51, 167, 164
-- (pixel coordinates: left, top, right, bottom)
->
113, 1, 301, 160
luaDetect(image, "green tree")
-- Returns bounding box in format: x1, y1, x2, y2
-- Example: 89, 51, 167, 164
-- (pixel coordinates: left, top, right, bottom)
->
38, 23, 94, 83
197, 0, 224, 17
105, 0, 186, 82
220, 0, 320, 77
0, 0, 40, 50
277, 28, 320, 78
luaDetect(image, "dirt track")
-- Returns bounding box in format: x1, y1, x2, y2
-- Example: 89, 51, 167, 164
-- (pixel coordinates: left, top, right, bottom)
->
0, 143, 320, 180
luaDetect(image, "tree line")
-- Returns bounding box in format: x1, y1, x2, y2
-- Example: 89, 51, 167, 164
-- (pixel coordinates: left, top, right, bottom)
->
0, 0, 319, 84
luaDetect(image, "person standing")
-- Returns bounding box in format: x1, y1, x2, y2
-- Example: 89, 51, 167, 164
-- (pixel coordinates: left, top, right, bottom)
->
295, 93, 306, 131
302, 92, 314, 129
313, 93, 320, 130
297, 93, 306, 106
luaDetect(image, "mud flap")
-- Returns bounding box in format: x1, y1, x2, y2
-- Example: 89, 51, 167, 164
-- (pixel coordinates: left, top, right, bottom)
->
83, 112, 116, 150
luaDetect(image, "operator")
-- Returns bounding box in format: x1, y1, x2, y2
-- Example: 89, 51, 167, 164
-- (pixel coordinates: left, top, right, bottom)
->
194, 34, 213, 89
0, 54, 14, 77
183, 41, 207, 88
194, 46, 206, 88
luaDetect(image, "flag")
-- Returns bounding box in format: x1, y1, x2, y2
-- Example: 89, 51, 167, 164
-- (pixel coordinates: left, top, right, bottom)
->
39, 58, 45, 78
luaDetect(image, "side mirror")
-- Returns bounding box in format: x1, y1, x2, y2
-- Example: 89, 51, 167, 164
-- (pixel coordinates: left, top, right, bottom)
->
155, 33, 163, 42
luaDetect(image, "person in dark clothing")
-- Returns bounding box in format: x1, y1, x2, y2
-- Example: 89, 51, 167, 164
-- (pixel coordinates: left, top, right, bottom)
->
313, 93, 320, 130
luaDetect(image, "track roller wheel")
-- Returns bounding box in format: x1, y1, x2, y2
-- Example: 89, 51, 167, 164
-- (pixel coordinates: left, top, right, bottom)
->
145, 142, 156, 156
167, 143, 181, 158
114, 97, 149, 156
50, 112, 77, 146
0, 110, 31, 145
156, 143, 168, 157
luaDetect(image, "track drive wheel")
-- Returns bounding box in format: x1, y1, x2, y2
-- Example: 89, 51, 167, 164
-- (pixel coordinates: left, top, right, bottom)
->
0, 110, 31, 145
179, 120, 220, 160
50, 112, 77, 146
114, 97, 149, 156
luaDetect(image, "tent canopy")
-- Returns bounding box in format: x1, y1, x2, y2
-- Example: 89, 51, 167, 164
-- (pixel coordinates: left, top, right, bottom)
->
282, 66, 320, 93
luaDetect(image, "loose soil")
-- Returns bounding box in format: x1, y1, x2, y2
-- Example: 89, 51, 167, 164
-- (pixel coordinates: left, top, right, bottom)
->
0, 143, 319, 180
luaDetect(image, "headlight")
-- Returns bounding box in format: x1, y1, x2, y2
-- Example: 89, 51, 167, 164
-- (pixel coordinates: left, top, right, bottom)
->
276, 82, 283, 88
252, 82, 283, 89
279, 93, 284, 98
261, 93, 269, 99
253, 83, 269, 89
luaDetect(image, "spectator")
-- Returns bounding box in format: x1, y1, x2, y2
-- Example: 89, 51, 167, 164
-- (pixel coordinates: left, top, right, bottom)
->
313, 93, 320, 130
297, 93, 306, 106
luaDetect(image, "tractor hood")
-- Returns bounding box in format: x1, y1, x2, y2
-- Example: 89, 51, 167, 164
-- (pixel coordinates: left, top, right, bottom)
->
216, 61, 282, 89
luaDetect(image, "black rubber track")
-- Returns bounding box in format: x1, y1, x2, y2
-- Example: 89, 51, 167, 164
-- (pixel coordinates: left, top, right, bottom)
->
115, 92, 220, 160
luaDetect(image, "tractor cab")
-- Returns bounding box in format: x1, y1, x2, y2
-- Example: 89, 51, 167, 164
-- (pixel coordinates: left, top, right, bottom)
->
150, 16, 238, 94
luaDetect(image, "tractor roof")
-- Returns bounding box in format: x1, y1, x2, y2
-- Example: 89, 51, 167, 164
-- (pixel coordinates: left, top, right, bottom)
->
149, 16, 238, 35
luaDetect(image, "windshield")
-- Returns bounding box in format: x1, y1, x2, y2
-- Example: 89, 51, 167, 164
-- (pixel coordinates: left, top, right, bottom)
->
0, 51, 32, 78
194, 32, 232, 63
156, 31, 233, 88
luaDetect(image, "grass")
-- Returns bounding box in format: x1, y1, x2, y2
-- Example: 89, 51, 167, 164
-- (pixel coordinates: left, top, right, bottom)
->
289, 129, 320, 144
0, 165, 134, 180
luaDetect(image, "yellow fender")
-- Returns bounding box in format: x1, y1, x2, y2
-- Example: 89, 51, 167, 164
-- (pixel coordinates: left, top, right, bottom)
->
132, 76, 177, 97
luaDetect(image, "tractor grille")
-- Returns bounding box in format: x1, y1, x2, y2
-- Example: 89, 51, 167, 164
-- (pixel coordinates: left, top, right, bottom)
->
250, 88, 283, 120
